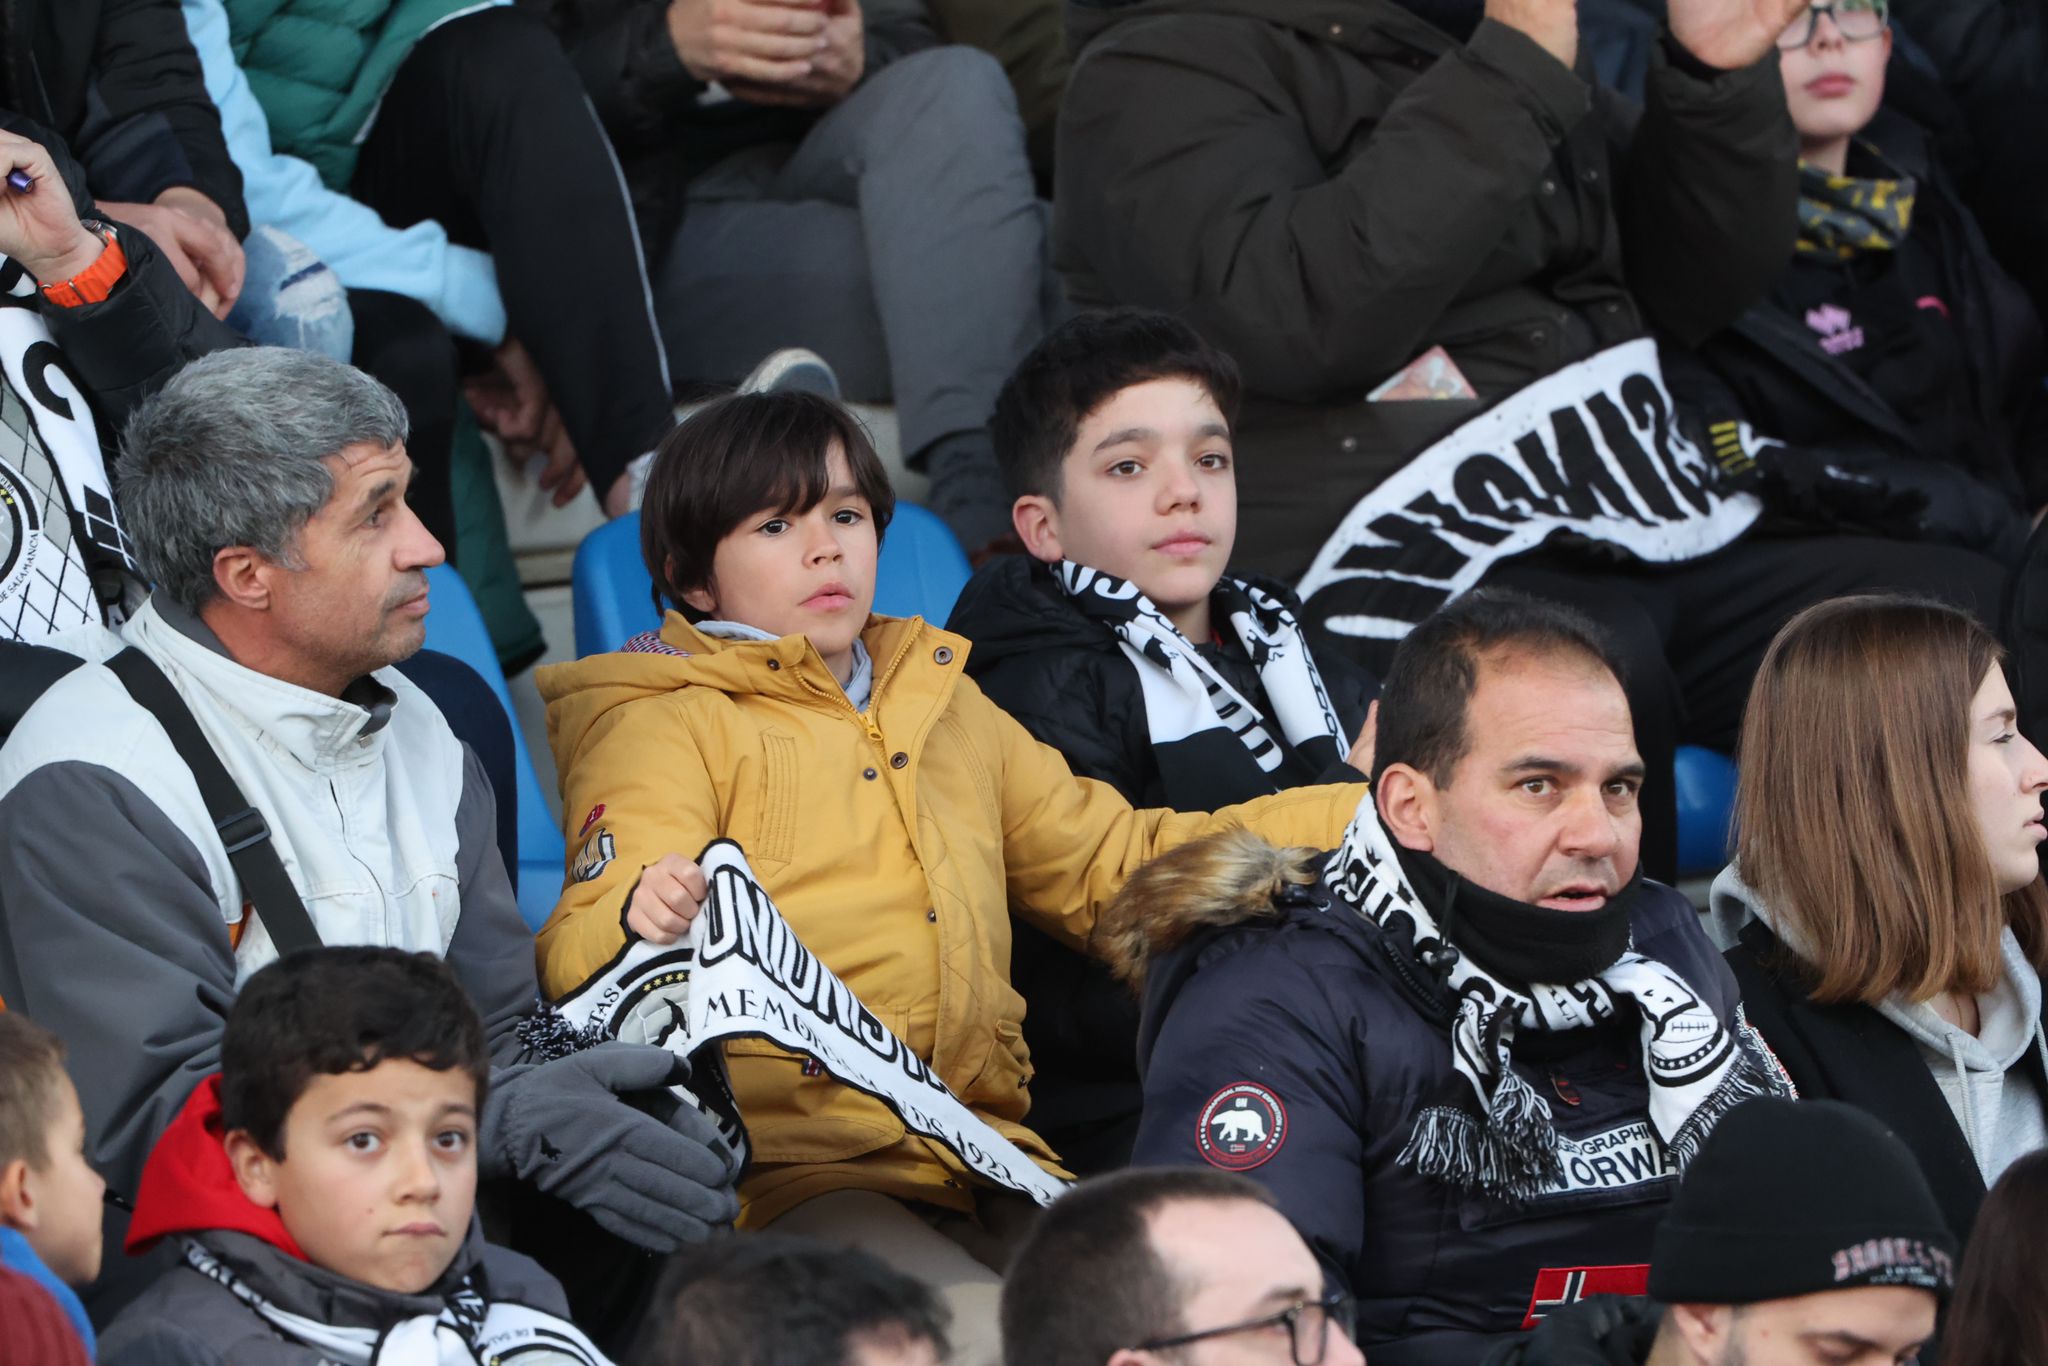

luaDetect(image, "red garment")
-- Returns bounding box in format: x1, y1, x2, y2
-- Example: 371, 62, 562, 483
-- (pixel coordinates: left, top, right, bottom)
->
0, 1265, 91, 1366
123, 1074, 306, 1260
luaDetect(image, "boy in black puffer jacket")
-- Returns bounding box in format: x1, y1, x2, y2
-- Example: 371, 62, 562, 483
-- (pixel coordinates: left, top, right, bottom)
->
946, 309, 1378, 1173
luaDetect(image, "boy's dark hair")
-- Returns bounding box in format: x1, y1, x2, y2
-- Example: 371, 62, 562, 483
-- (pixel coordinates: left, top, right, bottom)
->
1000, 1168, 1276, 1366
628, 1233, 950, 1366
641, 391, 897, 622
991, 307, 1241, 504
0, 1014, 67, 1169
219, 948, 490, 1159
1373, 589, 1626, 787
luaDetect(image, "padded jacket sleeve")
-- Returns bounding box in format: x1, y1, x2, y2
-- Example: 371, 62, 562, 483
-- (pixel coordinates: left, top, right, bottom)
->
1056, 16, 1593, 401
0, 108, 244, 427
977, 682, 1367, 950
447, 744, 546, 1067
179, 0, 506, 343
0, 762, 237, 1203
534, 694, 726, 1000
1610, 42, 1800, 346
1132, 926, 1371, 1294
73, 0, 248, 236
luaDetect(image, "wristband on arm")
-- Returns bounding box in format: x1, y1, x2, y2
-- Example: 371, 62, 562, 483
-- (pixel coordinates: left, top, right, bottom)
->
39, 220, 126, 308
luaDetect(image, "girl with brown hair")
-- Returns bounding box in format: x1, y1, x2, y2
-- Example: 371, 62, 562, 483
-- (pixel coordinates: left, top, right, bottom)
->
1714, 594, 2048, 1247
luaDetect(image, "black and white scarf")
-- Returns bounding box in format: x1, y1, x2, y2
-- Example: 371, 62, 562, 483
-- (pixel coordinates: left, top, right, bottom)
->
181, 1240, 611, 1365
1323, 801, 1787, 1202
1053, 562, 1347, 779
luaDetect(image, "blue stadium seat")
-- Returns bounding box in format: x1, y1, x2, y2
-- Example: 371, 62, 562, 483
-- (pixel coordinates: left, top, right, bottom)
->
571, 503, 972, 657
420, 564, 564, 930
1, 1228, 92, 1354
1673, 745, 1738, 877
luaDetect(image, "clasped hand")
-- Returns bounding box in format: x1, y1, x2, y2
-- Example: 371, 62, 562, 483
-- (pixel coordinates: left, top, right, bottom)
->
666, 0, 864, 107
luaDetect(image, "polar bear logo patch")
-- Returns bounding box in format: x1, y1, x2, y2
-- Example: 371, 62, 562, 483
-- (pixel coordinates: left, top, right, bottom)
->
1197, 1082, 1287, 1171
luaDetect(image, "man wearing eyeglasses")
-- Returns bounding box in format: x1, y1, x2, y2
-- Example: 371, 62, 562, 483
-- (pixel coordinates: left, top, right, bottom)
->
1000, 1168, 1366, 1366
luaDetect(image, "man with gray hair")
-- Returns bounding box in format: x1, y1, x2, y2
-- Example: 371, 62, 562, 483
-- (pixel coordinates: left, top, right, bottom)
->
0, 348, 741, 1318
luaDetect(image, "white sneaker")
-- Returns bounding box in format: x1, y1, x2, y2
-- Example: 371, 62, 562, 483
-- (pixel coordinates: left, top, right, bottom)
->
737, 347, 840, 398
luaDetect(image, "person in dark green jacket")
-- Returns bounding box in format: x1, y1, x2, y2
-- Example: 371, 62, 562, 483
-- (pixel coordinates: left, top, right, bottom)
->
212, 0, 682, 519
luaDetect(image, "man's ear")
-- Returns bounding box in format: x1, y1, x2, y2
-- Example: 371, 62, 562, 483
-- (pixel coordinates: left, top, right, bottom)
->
1375, 763, 1438, 853
1105, 1350, 1155, 1366
1012, 494, 1064, 564
1665, 1303, 1732, 1364
0, 1156, 33, 1231
223, 1130, 281, 1209
211, 546, 273, 613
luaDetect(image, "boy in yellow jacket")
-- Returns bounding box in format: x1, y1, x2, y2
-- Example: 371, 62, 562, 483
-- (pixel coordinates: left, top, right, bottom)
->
534, 391, 1365, 1360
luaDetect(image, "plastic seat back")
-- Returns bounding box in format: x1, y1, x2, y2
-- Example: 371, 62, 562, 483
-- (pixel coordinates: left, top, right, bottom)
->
420, 565, 564, 930
1673, 745, 1738, 877
571, 504, 971, 656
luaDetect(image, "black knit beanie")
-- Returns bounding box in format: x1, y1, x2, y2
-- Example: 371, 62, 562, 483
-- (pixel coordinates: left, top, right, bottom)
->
1649, 1099, 1956, 1305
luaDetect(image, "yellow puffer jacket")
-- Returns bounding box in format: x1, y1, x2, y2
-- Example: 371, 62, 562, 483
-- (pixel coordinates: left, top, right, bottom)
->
535, 613, 1366, 1225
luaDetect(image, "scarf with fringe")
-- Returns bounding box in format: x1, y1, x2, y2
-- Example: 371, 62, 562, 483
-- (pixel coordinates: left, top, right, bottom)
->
1324, 802, 1787, 1202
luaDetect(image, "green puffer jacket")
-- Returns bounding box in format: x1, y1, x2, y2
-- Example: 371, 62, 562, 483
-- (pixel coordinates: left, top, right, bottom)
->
221, 0, 501, 189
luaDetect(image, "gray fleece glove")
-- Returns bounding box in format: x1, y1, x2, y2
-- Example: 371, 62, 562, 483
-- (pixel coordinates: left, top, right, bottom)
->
484, 1041, 741, 1251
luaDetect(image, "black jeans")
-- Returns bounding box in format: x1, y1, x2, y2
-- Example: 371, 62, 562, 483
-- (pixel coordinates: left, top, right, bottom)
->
348, 288, 457, 552
1493, 533, 2010, 879
350, 7, 675, 497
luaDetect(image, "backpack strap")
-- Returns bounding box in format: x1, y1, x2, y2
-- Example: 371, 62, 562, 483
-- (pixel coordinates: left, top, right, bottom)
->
105, 648, 322, 958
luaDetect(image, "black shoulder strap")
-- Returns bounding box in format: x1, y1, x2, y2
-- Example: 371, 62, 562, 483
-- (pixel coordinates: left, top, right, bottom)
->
105, 647, 323, 957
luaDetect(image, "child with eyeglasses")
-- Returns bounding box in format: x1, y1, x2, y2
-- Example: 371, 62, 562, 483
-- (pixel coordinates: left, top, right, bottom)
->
1664, 0, 2048, 569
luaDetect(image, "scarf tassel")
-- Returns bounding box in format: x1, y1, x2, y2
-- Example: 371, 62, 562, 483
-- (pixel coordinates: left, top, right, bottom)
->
1398, 1068, 1567, 1205
1660, 1048, 1783, 1173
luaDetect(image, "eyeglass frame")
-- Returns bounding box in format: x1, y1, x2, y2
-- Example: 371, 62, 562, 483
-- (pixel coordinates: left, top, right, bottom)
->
1132, 1290, 1358, 1366
1776, 0, 1891, 50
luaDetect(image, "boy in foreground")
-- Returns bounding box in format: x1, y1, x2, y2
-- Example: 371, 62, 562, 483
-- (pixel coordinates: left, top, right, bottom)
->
945, 307, 1379, 1170
98, 948, 609, 1365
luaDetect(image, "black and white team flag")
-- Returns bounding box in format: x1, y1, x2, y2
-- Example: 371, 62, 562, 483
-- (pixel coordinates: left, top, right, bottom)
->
554, 840, 1071, 1207
0, 254, 141, 641
1297, 339, 1767, 645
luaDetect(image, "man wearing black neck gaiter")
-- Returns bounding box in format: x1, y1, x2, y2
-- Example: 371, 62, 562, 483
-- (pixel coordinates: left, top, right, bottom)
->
1103, 590, 1781, 1366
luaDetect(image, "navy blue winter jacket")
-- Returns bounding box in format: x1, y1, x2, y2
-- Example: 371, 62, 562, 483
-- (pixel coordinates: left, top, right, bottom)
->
1111, 834, 1747, 1366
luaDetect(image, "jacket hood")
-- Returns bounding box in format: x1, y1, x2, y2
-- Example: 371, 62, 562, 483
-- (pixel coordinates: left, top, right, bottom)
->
1873, 932, 2045, 1078
126, 1075, 306, 1258
536, 612, 961, 771
946, 556, 1112, 667
1066, 0, 1458, 62
1706, 862, 1767, 952
1092, 826, 1330, 988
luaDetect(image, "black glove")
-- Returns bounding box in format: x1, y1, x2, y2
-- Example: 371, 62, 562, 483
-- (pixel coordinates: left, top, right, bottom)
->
483, 1041, 741, 1252
1724, 442, 1932, 538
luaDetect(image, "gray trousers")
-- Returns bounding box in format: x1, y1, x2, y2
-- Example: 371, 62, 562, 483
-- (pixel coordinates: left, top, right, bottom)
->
654, 47, 1054, 462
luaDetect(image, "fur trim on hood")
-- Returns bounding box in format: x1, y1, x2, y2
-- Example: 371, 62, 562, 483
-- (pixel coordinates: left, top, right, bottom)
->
1092, 827, 1322, 989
